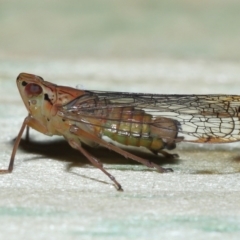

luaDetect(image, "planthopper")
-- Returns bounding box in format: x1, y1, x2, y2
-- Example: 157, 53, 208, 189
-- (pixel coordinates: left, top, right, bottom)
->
1, 73, 240, 190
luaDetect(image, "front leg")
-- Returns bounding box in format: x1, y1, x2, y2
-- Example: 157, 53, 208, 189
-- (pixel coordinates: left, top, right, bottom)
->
0, 115, 48, 174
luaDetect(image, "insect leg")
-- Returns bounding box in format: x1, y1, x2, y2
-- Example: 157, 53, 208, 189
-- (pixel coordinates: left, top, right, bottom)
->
25, 126, 30, 142
68, 139, 123, 191
1, 114, 49, 174
70, 126, 173, 173
0, 115, 29, 174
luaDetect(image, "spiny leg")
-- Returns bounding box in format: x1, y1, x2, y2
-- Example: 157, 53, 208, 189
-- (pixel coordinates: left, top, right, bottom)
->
70, 126, 173, 173
68, 140, 123, 191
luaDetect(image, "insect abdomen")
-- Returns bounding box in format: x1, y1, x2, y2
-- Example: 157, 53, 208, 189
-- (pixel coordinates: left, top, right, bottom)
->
102, 108, 166, 151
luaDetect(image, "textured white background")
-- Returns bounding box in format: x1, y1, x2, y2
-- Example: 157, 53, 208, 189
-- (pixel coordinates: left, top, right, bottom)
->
1, 1, 240, 239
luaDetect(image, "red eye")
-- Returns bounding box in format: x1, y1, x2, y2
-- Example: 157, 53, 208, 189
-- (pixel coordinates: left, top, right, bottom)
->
25, 83, 43, 96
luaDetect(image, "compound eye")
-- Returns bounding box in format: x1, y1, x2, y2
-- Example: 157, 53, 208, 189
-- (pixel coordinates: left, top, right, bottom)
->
24, 83, 43, 97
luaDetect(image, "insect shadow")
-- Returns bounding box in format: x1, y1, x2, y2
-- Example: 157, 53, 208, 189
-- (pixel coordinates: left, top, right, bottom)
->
11, 136, 180, 172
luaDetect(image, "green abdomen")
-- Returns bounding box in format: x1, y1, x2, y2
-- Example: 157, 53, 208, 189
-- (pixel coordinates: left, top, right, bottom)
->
102, 107, 165, 151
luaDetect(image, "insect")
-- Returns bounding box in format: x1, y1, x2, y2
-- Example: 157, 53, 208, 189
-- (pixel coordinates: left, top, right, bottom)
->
1, 73, 240, 190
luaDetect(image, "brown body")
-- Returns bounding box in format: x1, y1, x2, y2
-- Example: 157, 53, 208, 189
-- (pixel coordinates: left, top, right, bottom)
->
1, 73, 240, 190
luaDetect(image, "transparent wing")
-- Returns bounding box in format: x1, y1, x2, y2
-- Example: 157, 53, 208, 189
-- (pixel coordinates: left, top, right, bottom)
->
57, 90, 240, 143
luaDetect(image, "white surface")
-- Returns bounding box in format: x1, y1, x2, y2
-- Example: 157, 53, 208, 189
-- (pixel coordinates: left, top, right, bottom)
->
0, 60, 240, 240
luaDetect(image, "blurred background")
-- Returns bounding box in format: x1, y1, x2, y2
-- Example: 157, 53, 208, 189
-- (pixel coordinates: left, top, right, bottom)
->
0, 0, 240, 94
1, 0, 240, 60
